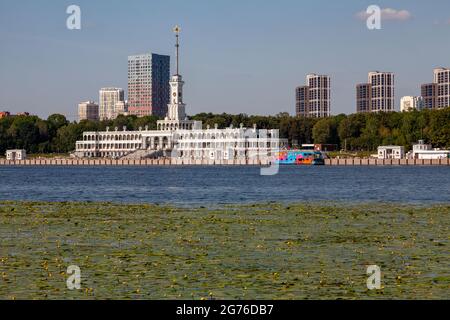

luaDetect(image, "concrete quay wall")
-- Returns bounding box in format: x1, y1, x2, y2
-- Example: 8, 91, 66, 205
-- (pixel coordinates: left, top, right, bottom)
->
324, 158, 450, 166
0, 158, 448, 166
0, 158, 270, 166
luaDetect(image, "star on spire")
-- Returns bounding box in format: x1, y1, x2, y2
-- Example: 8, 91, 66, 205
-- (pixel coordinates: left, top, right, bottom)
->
173, 25, 181, 75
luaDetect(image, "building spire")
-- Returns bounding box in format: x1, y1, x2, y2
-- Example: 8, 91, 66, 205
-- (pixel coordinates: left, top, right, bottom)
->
173, 25, 181, 75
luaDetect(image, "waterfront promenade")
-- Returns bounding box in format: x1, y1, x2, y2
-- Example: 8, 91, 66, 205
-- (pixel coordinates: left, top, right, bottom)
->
0, 158, 449, 166
0, 158, 268, 166
326, 158, 450, 166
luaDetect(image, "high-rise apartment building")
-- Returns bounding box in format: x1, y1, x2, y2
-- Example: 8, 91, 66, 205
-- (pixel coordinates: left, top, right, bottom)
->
127, 53, 170, 118
114, 100, 129, 118
356, 83, 371, 113
356, 71, 395, 113
78, 101, 99, 121
435, 68, 450, 108
295, 86, 308, 116
421, 83, 437, 109
295, 74, 330, 118
400, 96, 423, 112
99, 88, 124, 120
421, 68, 450, 109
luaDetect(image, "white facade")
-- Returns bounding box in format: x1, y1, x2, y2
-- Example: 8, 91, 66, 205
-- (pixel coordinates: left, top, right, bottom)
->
412, 140, 432, 153
369, 71, 395, 112
434, 68, 450, 109
114, 100, 129, 118
156, 70, 196, 131
74, 126, 174, 159
296, 74, 331, 118
99, 88, 124, 120
421, 68, 450, 110
173, 125, 281, 160
377, 146, 404, 159
413, 150, 450, 160
409, 140, 450, 159
156, 26, 196, 132
74, 26, 282, 161
74, 123, 282, 160
78, 101, 99, 121
400, 96, 423, 112
6, 149, 26, 160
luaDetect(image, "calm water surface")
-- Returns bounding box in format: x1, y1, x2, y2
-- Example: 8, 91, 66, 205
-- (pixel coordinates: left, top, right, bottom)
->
0, 166, 449, 205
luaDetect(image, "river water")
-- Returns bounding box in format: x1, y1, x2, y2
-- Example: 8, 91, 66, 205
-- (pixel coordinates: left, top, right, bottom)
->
0, 166, 449, 205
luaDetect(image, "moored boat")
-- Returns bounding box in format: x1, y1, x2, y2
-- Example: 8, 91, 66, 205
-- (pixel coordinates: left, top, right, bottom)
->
276, 150, 325, 165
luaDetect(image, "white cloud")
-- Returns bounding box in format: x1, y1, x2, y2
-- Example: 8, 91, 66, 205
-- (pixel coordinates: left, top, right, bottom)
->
356, 8, 412, 22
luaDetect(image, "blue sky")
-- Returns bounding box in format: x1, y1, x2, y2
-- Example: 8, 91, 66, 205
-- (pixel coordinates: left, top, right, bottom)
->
0, 0, 449, 120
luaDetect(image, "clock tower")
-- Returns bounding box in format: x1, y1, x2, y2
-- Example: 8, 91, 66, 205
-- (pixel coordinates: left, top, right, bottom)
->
167, 25, 186, 121
157, 25, 199, 133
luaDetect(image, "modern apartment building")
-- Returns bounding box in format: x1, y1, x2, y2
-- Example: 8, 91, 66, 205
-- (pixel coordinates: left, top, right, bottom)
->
99, 88, 124, 120
78, 101, 99, 121
400, 96, 423, 112
356, 71, 395, 113
421, 83, 437, 109
421, 68, 450, 109
356, 83, 371, 113
295, 74, 331, 118
127, 53, 170, 118
114, 100, 129, 118
295, 86, 308, 116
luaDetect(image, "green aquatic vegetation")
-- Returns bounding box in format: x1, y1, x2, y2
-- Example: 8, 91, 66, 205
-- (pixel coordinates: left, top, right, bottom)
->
0, 201, 448, 300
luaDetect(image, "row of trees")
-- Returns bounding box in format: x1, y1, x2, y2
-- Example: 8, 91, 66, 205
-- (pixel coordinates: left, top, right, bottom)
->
0, 108, 449, 154
192, 108, 450, 150
0, 114, 159, 154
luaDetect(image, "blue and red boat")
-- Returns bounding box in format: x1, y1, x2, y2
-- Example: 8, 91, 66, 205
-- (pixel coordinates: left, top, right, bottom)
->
275, 150, 325, 165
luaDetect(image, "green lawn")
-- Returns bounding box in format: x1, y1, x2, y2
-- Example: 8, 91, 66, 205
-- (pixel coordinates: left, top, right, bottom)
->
27, 153, 70, 159
0, 201, 448, 299
325, 151, 375, 159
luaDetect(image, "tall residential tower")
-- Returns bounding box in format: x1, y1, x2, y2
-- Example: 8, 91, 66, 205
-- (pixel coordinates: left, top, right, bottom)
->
400, 96, 423, 112
421, 68, 450, 109
78, 101, 99, 121
127, 53, 170, 117
295, 74, 331, 118
356, 71, 395, 113
99, 88, 124, 120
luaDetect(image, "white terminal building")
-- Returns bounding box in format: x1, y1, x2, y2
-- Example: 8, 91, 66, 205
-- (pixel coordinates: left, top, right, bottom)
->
377, 146, 405, 159
408, 140, 450, 159
6, 149, 27, 160
73, 26, 283, 161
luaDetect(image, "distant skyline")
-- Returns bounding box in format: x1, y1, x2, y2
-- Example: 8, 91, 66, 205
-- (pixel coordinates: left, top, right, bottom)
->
1, 0, 450, 120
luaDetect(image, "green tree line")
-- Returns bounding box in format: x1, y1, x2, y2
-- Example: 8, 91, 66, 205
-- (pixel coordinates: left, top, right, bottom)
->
0, 108, 449, 155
